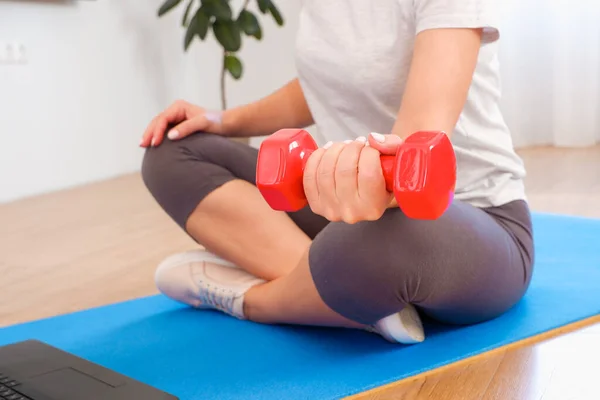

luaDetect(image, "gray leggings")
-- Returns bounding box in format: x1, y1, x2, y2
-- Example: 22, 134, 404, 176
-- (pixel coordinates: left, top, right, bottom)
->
142, 133, 535, 326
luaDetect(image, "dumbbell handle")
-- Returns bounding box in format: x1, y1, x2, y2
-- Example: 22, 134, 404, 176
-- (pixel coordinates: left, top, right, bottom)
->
298, 148, 396, 193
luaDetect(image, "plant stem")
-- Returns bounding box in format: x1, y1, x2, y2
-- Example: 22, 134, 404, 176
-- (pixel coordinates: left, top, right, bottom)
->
220, 0, 251, 111
220, 50, 227, 110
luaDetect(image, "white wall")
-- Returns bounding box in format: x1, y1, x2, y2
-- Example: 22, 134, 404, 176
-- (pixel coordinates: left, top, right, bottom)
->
2, 1, 599, 203
0, 0, 301, 203
497, 0, 600, 148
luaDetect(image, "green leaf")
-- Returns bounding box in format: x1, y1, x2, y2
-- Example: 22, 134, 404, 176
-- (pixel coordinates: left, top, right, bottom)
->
257, 0, 269, 13
224, 54, 243, 80
256, 0, 284, 26
181, 0, 194, 27
213, 19, 241, 52
203, 0, 232, 20
184, 20, 197, 50
158, 0, 183, 17
268, 2, 284, 26
238, 10, 262, 39
196, 8, 210, 39
184, 8, 210, 51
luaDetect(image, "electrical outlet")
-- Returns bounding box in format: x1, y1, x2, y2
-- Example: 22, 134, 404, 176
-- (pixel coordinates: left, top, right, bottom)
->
0, 42, 27, 65
14, 43, 27, 64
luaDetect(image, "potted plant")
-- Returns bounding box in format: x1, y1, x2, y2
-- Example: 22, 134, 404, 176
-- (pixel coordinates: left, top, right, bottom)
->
157, 0, 284, 110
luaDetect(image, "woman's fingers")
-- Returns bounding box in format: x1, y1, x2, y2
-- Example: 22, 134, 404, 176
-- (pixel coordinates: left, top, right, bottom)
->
335, 137, 366, 222
367, 132, 404, 155
303, 146, 326, 214
334, 136, 390, 223
169, 109, 223, 140
150, 101, 187, 147
304, 137, 393, 223
168, 114, 210, 141
140, 100, 199, 148
316, 141, 346, 220
140, 116, 159, 147
357, 145, 391, 219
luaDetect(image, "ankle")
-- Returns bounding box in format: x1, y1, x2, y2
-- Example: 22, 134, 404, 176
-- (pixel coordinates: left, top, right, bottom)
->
242, 285, 273, 323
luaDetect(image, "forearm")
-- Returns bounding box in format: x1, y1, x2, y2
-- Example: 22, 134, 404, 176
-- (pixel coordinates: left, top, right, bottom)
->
391, 28, 482, 140
387, 28, 482, 208
220, 78, 314, 138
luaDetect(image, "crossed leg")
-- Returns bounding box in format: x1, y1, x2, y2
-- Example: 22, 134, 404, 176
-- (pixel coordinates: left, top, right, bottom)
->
142, 133, 361, 329
142, 134, 534, 339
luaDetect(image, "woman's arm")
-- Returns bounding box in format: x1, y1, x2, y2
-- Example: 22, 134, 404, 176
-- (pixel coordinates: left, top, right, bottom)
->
383, 27, 483, 208
391, 27, 483, 140
141, 78, 313, 146
221, 78, 314, 138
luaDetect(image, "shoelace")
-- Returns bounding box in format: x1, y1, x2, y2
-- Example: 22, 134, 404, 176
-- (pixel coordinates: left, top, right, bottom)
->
198, 282, 236, 314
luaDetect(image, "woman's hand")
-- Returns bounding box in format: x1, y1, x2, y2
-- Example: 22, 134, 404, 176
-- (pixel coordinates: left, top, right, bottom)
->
140, 100, 224, 148
303, 132, 403, 224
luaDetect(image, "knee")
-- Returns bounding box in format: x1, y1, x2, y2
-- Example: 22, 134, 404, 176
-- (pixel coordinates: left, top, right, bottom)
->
141, 133, 227, 195
141, 139, 177, 198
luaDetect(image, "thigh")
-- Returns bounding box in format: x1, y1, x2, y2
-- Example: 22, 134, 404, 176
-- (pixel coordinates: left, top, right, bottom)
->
308, 200, 534, 325
142, 133, 329, 238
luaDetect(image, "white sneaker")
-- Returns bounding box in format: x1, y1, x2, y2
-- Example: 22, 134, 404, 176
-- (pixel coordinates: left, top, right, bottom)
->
367, 304, 425, 344
154, 250, 264, 319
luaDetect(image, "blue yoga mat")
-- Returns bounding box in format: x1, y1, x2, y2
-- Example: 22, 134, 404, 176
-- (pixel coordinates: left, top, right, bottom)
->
1, 213, 599, 399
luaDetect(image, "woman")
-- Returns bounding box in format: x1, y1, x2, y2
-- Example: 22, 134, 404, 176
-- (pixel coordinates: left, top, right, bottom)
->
139, 0, 534, 344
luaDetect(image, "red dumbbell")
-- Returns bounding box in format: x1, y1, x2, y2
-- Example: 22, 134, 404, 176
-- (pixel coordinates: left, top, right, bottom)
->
256, 129, 456, 220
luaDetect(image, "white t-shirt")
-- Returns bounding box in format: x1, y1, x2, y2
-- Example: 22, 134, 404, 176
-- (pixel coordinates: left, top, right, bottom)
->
294, 0, 527, 208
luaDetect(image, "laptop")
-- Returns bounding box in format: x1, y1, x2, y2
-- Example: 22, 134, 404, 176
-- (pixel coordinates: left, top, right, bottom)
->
0, 340, 178, 400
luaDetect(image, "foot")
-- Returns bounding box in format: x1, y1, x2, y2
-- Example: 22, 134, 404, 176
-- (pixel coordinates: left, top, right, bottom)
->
154, 249, 263, 319
367, 304, 425, 344
155, 250, 425, 341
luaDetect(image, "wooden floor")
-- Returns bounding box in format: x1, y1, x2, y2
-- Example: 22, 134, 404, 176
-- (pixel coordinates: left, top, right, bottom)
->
0, 145, 599, 399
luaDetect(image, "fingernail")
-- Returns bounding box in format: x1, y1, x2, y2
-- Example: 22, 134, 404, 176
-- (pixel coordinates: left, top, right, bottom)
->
343, 140, 352, 144
139, 139, 144, 146
168, 129, 179, 140
370, 132, 385, 143
151, 138, 156, 147
323, 141, 333, 149
356, 136, 367, 143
